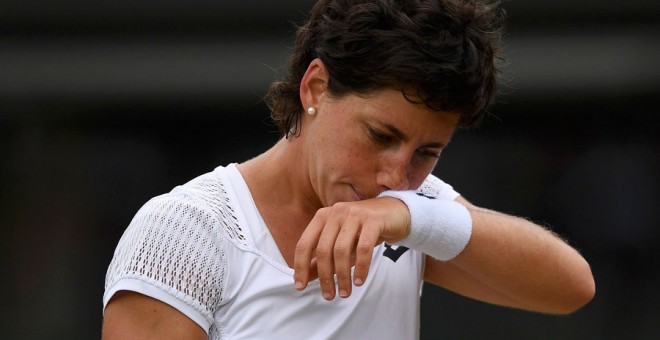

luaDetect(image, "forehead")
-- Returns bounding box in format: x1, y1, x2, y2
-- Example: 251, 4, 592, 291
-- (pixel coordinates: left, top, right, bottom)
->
350, 88, 458, 120
342, 88, 460, 142
343, 87, 451, 113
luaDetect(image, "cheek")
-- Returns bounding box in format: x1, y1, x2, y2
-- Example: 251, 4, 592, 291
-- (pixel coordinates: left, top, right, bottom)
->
409, 157, 438, 188
338, 141, 376, 175
316, 131, 365, 174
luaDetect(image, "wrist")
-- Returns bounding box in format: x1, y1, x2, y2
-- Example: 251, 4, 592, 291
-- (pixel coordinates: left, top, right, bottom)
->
378, 190, 472, 261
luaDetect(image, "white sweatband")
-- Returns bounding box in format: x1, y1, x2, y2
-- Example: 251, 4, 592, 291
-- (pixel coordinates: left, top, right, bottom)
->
378, 190, 472, 261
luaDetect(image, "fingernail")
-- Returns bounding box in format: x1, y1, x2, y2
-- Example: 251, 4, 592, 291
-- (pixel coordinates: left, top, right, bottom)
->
295, 281, 304, 290
339, 289, 348, 298
354, 278, 363, 286
323, 291, 332, 300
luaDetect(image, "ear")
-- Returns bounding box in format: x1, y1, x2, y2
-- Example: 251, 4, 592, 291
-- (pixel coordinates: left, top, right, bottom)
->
300, 58, 329, 111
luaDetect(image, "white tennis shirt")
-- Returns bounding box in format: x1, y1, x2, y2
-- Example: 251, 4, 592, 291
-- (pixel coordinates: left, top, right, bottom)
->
104, 163, 459, 339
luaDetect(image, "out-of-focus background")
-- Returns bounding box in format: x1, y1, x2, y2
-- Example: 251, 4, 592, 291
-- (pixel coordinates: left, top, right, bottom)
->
1, 1, 658, 339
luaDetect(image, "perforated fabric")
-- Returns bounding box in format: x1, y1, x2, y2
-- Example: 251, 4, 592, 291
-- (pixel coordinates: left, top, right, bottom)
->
103, 166, 460, 338
176, 171, 249, 249
416, 173, 460, 201
103, 169, 243, 332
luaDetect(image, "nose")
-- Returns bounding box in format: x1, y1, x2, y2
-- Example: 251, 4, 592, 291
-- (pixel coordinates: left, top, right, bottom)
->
376, 153, 410, 191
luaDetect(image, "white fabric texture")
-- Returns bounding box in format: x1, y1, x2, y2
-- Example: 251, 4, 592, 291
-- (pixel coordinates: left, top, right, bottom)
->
103, 166, 459, 339
378, 190, 472, 261
103, 171, 238, 331
416, 173, 461, 201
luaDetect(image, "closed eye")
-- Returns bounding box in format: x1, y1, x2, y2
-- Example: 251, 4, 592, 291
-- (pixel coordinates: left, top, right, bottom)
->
417, 148, 441, 159
368, 126, 395, 144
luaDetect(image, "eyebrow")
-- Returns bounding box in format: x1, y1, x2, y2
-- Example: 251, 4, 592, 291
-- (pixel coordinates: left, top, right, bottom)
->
380, 122, 447, 149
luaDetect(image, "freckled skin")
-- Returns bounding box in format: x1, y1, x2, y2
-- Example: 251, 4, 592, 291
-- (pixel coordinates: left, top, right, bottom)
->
303, 87, 459, 208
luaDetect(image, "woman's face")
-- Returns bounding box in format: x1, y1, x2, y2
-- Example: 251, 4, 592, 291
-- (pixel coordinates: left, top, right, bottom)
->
304, 88, 459, 207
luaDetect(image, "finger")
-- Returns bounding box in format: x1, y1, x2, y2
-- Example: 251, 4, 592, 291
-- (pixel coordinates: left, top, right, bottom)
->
315, 213, 342, 300
352, 222, 381, 287
293, 211, 327, 291
307, 257, 319, 282
333, 218, 360, 298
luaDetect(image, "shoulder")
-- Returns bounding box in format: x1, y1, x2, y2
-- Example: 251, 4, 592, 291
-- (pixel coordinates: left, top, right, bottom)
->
126, 191, 225, 248
105, 191, 229, 302
104, 167, 240, 329
109, 165, 243, 275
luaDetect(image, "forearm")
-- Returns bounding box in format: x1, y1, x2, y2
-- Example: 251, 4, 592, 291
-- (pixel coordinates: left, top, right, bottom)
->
436, 202, 595, 314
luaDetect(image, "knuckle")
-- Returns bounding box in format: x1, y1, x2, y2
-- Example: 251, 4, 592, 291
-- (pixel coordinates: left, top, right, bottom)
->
315, 246, 332, 259
333, 241, 350, 255
354, 262, 368, 272
356, 242, 373, 256
316, 206, 332, 218
332, 202, 360, 216
295, 239, 309, 252
332, 201, 349, 210
335, 272, 349, 281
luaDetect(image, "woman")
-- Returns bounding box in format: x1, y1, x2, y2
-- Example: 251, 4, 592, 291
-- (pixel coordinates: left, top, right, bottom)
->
102, 0, 595, 339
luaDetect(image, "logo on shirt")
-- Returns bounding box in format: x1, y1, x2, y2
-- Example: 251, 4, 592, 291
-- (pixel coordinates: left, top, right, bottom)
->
383, 244, 409, 262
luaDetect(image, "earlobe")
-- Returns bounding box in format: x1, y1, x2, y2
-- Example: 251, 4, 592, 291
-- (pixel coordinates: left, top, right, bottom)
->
300, 58, 328, 111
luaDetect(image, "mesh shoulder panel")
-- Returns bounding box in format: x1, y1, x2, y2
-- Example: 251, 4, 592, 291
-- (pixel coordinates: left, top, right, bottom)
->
104, 192, 227, 323
416, 174, 460, 200
177, 170, 249, 249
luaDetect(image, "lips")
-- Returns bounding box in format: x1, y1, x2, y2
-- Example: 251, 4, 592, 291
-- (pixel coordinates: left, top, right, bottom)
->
351, 186, 379, 201
352, 187, 364, 201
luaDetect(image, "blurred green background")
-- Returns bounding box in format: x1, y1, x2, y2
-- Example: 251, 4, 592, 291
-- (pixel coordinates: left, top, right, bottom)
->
1, 1, 658, 339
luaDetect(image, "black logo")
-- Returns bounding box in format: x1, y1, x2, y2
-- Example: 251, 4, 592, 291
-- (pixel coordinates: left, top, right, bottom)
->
383, 244, 409, 262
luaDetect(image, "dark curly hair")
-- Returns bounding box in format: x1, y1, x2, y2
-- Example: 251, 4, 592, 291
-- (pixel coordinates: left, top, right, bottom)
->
266, 0, 505, 136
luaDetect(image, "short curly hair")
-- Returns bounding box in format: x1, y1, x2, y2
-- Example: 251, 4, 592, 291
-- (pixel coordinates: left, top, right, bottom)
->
266, 0, 505, 136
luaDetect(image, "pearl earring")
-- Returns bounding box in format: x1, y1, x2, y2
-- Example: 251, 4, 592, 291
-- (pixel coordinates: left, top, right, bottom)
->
307, 107, 317, 115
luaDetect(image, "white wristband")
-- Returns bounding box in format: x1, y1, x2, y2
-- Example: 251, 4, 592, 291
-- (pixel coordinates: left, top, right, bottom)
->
378, 190, 472, 261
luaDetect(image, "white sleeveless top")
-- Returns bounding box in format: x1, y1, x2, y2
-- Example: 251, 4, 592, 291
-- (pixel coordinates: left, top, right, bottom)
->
103, 164, 459, 339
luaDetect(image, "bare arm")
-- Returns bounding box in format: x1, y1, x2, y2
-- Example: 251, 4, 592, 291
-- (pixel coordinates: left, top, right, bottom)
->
292, 194, 595, 313
102, 291, 206, 340
424, 196, 595, 314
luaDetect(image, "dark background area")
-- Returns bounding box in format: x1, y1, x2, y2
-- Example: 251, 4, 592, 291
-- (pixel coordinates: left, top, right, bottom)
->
1, 1, 659, 339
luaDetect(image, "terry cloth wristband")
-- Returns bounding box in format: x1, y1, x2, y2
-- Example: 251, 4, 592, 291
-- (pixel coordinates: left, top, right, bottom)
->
378, 190, 472, 261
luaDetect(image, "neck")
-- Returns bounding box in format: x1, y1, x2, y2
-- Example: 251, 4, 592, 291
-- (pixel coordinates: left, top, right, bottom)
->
237, 137, 320, 230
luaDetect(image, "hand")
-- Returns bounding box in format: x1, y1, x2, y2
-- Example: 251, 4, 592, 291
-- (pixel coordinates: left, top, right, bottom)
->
293, 196, 410, 300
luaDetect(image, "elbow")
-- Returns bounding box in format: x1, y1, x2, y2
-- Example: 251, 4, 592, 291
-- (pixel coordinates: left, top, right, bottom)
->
565, 258, 596, 314
548, 262, 596, 315
557, 276, 596, 315
570, 268, 596, 313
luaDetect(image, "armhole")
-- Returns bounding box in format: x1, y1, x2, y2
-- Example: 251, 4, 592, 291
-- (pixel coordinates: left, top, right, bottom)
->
103, 279, 213, 332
